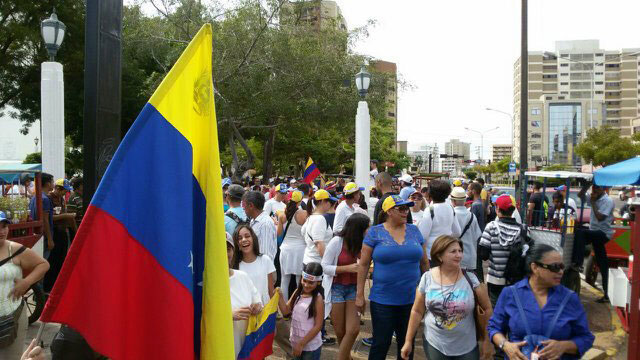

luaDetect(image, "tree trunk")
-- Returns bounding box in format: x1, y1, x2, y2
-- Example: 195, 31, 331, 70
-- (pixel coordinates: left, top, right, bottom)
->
228, 121, 257, 182
262, 126, 277, 181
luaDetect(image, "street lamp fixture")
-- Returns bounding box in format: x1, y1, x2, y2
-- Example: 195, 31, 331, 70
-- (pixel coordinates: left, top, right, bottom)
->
41, 10, 66, 61
355, 64, 371, 98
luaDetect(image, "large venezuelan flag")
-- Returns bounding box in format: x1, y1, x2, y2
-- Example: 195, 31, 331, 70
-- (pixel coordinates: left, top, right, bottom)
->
39, 24, 234, 359
237, 292, 279, 360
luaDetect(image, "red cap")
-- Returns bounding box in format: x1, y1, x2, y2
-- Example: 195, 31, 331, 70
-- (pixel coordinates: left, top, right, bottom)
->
496, 195, 514, 211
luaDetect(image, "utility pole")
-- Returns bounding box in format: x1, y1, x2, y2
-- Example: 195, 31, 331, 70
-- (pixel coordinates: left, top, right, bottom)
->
519, 0, 528, 216
428, 153, 433, 173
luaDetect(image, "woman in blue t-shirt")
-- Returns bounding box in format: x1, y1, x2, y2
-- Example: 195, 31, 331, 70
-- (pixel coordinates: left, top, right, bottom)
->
356, 195, 428, 360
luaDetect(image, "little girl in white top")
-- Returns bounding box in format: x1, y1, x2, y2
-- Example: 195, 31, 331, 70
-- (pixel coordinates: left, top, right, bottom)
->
278, 262, 324, 360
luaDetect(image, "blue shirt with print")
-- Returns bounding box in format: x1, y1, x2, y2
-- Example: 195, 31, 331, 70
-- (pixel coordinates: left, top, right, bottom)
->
364, 223, 424, 305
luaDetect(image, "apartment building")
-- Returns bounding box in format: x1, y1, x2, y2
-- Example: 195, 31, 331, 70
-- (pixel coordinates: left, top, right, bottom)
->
372, 60, 398, 143
442, 139, 470, 176
281, 0, 347, 31
491, 144, 513, 163
513, 40, 640, 165
407, 143, 440, 172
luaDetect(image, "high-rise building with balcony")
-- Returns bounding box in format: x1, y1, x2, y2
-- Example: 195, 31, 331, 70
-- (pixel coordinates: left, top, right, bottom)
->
491, 144, 513, 163
513, 40, 640, 166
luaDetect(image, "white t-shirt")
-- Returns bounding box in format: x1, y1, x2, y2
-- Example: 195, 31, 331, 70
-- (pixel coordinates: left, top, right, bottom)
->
418, 203, 462, 259
411, 210, 424, 226
333, 201, 356, 234
264, 198, 286, 217
301, 214, 333, 264
239, 255, 276, 305
230, 270, 261, 359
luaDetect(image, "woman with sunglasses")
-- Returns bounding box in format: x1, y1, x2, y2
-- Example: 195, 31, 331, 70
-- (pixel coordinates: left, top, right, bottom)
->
409, 191, 425, 226
356, 195, 429, 360
488, 244, 594, 360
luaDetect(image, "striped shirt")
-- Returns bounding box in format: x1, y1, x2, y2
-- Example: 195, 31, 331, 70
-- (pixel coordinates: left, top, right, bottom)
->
478, 218, 522, 285
250, 211, 278, 263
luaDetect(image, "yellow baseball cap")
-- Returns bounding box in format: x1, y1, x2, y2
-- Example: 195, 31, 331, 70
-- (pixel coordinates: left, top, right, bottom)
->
453, 179, 462, 186
343, 182, 364, 195
314, 189, 338, 202
55, 178, 72, 190
291, 190, 303, 203
382, 195, 414, 213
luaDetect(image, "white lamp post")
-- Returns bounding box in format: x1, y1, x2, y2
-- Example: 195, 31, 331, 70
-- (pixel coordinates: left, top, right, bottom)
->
354, 64, 371, 201
40, 10, 66, 180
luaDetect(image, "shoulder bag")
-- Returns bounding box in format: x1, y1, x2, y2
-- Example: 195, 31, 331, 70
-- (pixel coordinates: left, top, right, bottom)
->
0, 245, 27, 348
462, 270, 489, 341
510, 286, 572, 357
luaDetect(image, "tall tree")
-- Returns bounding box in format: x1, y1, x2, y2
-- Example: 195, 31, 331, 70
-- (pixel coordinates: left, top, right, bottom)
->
575, 126, 640, 166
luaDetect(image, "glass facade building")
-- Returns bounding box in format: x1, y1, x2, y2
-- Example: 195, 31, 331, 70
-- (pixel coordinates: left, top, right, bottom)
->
548, 103, 582, 166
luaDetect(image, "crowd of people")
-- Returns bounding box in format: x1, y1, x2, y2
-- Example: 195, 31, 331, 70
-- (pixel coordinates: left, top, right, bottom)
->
0, 166, 613, 359
224, 170, 601, 360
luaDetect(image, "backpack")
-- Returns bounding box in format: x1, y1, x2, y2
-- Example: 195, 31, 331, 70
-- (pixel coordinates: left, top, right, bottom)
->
504, 224, 531, 285
225, 210, 249, 227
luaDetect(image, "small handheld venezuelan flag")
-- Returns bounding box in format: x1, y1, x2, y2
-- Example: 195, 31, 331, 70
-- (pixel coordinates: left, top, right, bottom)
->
303, 157, 321, 184
237, 291, 280, 360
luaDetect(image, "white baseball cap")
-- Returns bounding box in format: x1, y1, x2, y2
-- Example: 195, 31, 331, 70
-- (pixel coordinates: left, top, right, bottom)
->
400, 174, 413, 184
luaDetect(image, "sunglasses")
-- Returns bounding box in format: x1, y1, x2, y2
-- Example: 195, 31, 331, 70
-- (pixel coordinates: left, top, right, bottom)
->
394, 206, 410, 213
535, 262, 565, 273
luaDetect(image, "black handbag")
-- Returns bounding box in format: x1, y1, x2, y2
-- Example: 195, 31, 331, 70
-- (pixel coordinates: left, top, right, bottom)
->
0, 245, 26, 348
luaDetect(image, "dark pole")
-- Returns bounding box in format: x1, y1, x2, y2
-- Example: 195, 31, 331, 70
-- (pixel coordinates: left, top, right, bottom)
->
519, 0, 528, 217
428, 153, 433, 173
83, 0, 123, 210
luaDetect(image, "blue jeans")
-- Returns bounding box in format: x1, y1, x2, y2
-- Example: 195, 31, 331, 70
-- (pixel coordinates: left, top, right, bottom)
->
369, 301, 414, 360
293, 347, 321, 360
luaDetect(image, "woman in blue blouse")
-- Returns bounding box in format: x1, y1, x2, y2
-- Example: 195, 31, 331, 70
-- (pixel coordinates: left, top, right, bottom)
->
488, 244, 594, 359
356, 195, 429, 360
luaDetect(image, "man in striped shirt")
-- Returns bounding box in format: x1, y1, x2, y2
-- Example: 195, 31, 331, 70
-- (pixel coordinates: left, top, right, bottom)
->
479, 195, 523, 307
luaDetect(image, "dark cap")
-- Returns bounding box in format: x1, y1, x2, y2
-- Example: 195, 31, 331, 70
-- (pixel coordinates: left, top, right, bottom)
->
228, 184, 245, 199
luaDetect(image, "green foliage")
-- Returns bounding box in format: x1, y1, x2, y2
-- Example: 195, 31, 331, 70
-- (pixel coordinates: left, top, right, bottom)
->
463, 170, 477, 181
23, 152, 42, 164
542, 164, 571, 171
575, 126, 640, 166
494, 157, 519, 173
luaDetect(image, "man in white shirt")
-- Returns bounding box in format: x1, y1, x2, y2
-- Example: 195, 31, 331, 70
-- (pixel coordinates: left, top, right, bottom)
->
418, 180, 462, 263
264, 183, 287, 217
242, 191, 278, 262
333, 182, 364, 234
450, 187, 482, 275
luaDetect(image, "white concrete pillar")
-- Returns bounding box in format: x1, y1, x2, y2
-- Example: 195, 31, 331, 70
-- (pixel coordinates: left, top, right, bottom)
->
41, 61, 65, 180
355, 100, 370, 202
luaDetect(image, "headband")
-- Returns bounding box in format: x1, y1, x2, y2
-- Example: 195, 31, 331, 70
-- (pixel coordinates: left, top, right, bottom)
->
302, 271, 322, 282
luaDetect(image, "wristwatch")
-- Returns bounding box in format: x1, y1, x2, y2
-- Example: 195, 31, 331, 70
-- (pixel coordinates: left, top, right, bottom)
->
499, 339, 507, 350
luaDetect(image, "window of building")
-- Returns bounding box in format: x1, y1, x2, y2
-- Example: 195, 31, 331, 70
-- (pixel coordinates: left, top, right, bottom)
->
560, 63, 569, 67
560, 92, 568, 95
595, 81, 603, 85
558, 96, 566, 99
531, 133, 542, 139
387, 112, 395, 117
595, 91, 603, 94
560, 82, 568, 85
561, 54, 568, 57
545, 96, 553, 100
595, 53, 604, 57
543, 74, 558, 79
548, 103, 582, 166
606, 64, 620, 68
595, 72, 603, 75
531, 121, 541, 127
531, 144, 542, 150
531, 108, 541, 115
560, 73, 568, 76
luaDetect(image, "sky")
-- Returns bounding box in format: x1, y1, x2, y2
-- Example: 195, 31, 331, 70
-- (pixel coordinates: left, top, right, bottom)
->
334, 0, 640, 159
